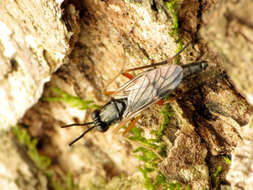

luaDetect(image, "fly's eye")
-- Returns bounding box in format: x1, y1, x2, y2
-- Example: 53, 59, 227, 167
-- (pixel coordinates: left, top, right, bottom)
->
201, 61, 208, 70
92, 110, 100, 120
96, 123, 109, 132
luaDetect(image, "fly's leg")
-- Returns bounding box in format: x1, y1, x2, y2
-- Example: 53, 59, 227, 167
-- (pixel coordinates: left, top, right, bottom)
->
111, 118, 131, 135
123, 115, 142, 136
102, 70, 135, 95
162, 96, 177, 104
154, 95, 181, 106
103, 42, 191, 94
103, 91, 115, 95
102, 71, 122, 95
122, 72, 134, 80
156, 100, 164, 105
103, 60, 174, 96
156, 95, 178, 105
115, 41, 191, 73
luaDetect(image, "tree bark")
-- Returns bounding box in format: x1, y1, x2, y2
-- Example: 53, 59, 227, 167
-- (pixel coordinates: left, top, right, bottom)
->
201, 0, 253, 189
0, 0, 252, 189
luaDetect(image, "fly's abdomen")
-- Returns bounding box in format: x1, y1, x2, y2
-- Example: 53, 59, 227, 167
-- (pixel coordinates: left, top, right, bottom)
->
182, 61, 208, 79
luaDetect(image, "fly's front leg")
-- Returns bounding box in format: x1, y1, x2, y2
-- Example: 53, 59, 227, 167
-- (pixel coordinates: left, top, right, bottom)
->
123, 115, 142, 136
111, 118, 131, 136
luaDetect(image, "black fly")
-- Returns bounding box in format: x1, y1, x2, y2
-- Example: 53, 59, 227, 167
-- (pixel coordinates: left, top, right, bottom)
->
62, 44, 208, 146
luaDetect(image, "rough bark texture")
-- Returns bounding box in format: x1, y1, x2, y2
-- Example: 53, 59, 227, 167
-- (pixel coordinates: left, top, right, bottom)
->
201, 0, 253, 105
0, 0, 78, 189
0, 0, 77, 129
201, 0, 253, 189
0, 0, 252, 190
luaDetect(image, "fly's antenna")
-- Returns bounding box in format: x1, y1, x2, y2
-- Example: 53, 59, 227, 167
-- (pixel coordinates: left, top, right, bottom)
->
68, 126, 96, 146
61, 121, 96, 145
61, 121, 94, 128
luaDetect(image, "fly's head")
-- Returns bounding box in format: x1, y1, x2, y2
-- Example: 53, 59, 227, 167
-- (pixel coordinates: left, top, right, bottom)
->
200, 61, 208, 70
92, 110, 109, 132
61, 109, 110, 146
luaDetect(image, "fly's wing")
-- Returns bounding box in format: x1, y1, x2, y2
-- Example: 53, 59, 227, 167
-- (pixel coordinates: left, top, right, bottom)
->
121, 65, 183, 119
112, 73, 145, 99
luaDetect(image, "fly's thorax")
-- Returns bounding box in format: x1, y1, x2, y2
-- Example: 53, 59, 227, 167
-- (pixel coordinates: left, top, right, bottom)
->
182, 61, 208, 79
94, 98, 128, 132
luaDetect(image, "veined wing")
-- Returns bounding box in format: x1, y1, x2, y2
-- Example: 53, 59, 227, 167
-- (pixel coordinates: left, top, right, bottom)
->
111, 72, 146, 99
117, 65, 183, 119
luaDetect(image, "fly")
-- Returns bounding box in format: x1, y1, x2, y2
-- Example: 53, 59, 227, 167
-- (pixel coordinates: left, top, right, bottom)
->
62, 44, 208, 146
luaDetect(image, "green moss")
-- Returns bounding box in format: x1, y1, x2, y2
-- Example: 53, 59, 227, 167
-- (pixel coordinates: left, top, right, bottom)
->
139, 164, 183, 190
43, 87, 100, 110
13, 125, 77, 190
41, 87, 180, 189
13, 125, 51, 170
154, 103, 171, 140
128, 127, 159, 148
133, 147, 159, 166
128, 102, 184, 189
139, 167, 156, 190
212, 165, 222, 190
164, 0, 183, 64
223, 156, 231, 164
168, 182, 182, 190
211, 157, 231, 189
166, 0, 180, 36
213, 165, 222, 177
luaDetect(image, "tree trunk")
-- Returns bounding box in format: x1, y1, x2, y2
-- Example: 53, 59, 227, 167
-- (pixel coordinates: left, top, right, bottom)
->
201, 0, 253, 189
0, 0, 252, 189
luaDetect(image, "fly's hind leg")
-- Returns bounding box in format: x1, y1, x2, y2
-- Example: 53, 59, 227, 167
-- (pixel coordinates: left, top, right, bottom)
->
122, 72, 134, 80
103, 91, 116, 96
156, 95, 178, 105
161, 96, 177, 104
103, 42, 191, 95
114, 41, 192, 74
102, 62, 165, 95
156, 99, 165, 105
